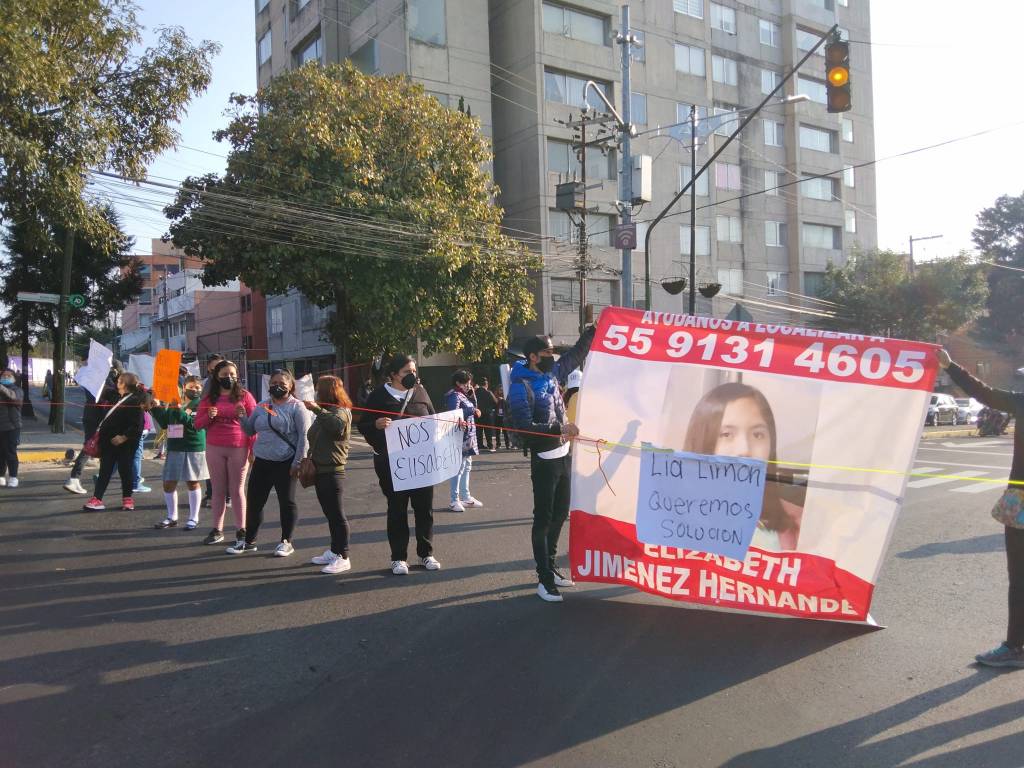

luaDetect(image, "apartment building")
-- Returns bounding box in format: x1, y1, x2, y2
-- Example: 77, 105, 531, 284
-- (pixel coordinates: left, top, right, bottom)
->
254, 0, 875, 349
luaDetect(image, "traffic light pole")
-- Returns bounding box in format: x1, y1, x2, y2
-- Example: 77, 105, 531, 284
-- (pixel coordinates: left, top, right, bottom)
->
643, 23, 838, 311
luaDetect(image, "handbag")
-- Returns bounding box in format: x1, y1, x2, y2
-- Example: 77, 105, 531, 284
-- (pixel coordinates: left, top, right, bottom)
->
84, 394, 132, 458
297, 456, 317, 489
991, 488, 1024, 529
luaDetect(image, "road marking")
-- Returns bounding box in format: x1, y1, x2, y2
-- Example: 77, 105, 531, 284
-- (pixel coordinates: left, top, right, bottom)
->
916, 447, 1013, 458
907, 469, 988, 489
939, 440, 1005, 448
906, 459, 1010, 471
950, 479, 1005, 494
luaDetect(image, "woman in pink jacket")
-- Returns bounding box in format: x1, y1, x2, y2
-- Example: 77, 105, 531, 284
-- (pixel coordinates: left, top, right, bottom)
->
195, 361, 257, 547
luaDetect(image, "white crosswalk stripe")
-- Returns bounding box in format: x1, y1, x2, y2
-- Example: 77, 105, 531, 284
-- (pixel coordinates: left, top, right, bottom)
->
907, 468, 988, 489
950, 478, 1005, 494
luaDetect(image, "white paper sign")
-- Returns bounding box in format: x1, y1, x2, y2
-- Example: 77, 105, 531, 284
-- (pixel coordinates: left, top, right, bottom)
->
167, 424, 185, 439
262, 373, 315, 402
184, 361, 201, 377
73, 339, 114, 402
385, 408, 464, 491
636, 445, 767, 561
127, 354, 156, 387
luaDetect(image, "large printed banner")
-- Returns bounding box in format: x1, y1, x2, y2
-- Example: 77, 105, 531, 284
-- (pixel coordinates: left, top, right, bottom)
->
386, 409, 464, 492
570, 307, 939, 623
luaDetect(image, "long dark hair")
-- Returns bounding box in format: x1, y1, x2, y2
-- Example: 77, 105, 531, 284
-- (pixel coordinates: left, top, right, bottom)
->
384, 354, 415, 379
207, 360, 245, 404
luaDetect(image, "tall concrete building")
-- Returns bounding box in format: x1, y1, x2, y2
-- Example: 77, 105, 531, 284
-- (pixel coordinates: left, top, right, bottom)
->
254, 0, 875, 349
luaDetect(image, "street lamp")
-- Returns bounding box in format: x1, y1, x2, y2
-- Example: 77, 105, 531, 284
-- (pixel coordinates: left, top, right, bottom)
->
908, 233, 943, 275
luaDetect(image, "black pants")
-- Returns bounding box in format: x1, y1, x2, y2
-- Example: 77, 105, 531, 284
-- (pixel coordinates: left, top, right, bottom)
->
94, 442, 136, 500
315, 472, 350, 557
70, 446, 89, 479
375, 457, 433, 561
478, 412, 494, 449
0, 429, 19, 478
1006, 526, 1024, 647
245, 457, 298, 544
530, 452, 571, 583
495, 414, 511, 448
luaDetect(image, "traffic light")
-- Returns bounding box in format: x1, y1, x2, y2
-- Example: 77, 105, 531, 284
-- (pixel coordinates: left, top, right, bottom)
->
824, 37, 851, 113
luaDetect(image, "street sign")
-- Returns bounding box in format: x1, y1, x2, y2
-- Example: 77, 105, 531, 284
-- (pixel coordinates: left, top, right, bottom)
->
67, 294, 86, 308
16, 291, 60, 305
612, 223, 637, 249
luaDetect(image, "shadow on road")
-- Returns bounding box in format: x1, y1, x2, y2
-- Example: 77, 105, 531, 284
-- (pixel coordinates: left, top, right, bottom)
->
897, 534, 1005, 560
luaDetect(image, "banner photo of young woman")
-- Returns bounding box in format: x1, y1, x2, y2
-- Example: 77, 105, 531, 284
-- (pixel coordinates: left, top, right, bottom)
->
569, 306, 940, 624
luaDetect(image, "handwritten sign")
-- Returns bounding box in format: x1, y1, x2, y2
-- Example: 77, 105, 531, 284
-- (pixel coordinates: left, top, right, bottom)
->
635, 445, 766, 560
385, 409, 464, 491
152, 349, 183, 403
74, 339, 114, 401
127, 354, 156, 387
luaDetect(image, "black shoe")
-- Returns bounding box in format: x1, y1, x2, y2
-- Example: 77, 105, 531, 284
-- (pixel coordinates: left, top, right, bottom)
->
203, 529, 224, 545
154, 519, 178, 529
537, 581, 562, 603
201, 497, 211, 508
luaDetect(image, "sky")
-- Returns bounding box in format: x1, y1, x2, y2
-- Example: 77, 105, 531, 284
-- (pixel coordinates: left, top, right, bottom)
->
111, 0, 1024, 264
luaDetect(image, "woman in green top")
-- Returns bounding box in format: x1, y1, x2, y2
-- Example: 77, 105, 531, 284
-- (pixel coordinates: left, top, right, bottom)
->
149, 375, 209, 530
303, 375, 353, 574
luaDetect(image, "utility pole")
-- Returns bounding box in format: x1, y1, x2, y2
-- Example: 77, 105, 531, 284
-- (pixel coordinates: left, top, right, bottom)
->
617, 5, 634, 309
577, 116, 589, 335
908, 233, 943, 276
51, 227, 74, 433
688, 105, 698, 315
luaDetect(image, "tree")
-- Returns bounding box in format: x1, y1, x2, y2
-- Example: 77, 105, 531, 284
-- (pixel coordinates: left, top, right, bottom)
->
0, 0, 219, 230
971, 192, 1024, 342
815, 249, 987, 341
164, 63, 540, 369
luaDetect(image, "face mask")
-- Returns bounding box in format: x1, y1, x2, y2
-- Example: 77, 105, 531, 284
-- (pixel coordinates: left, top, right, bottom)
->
269, 384, 289, 399
184, 389, 201, 400
537, 356, 556, 374
219, 377, 236, 390
400, 372, 418, 390
0, 377, 14, 386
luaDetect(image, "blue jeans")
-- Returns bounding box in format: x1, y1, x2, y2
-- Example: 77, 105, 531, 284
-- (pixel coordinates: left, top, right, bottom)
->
133, 434, 144, 488
449, 456, 472, 503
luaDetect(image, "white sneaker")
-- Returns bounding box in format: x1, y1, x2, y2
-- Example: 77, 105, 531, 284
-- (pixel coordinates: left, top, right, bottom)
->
448, 500, 465, 512
0, 477, 6, 487
537, 582, 563, 603
391, 560, 410, 575
552, 569, 575, 588
7, 478, 18, 489
311, 549, 337, 566
63, 478, 87, 495
321, 556, 351, 575
274, 541, 294, 557
461, 496, 483, 508
421, 555, 442, 571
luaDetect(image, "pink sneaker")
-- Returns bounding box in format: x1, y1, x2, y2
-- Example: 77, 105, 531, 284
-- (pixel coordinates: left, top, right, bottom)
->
121, 498, 135, 511
83, 497, 105, 511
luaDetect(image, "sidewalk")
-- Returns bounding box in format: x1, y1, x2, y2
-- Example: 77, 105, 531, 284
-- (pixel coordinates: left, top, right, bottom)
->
16, 387, 85, 464
920, 424, 1015, 440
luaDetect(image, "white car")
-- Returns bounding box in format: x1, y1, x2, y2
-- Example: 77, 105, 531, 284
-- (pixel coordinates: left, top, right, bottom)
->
955, 397, 984, 425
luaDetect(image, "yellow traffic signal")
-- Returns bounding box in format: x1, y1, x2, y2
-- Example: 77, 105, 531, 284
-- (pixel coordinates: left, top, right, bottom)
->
824, 38, 851, 113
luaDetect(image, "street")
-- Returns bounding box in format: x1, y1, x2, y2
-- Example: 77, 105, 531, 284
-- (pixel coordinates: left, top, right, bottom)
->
1, 430, 1021, 768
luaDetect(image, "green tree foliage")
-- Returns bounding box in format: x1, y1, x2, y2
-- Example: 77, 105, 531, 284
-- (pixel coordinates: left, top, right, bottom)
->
816, 249, 987, 341
0, 0, 219, 228
971, 192, 1024, 342
0, 204, 142, 344
164, 63, 540, 363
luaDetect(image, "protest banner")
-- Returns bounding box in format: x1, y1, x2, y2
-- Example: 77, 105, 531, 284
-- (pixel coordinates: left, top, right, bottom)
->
152, 349, 183, 403
569, 307, 939, 623
127, 354, 156, 387
73, 340, 114, 401
385, 409, 464, 492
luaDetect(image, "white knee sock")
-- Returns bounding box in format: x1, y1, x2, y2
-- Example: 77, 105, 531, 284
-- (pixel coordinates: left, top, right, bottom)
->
164, 491, 179, 521
187, 488, 202, 524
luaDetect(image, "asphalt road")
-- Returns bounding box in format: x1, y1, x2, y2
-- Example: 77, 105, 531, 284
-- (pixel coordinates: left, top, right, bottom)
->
1, 435, 1022, 767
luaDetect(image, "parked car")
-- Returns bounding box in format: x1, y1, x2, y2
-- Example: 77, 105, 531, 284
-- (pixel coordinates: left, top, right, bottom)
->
955, 397, 984, 425
926, 393, 958, 426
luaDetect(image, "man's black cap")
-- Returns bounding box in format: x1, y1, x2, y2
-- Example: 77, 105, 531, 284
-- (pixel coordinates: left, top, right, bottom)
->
522, 335, 555, 358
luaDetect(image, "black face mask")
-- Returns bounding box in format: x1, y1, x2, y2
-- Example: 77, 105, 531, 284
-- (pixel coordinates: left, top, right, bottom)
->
269, 384, 289, 399
219, 377, 236, 390
400, 372, 418, 390
536, 356, 556, 374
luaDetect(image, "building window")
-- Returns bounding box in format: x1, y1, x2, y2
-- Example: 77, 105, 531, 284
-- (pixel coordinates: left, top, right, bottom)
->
631, 30, 646, 62
711, 3, 736, 34
765, 220, 787, 247
674, 43, 706, 77
796, 28, 825, 56
630, 93, 647, 125
673, 102, 707, 141
635, 221, 649, 251
139, 288, 153, 306
802, 222, 842, 250
799, 124, 837, 153
243, 335, 253, 350
296, 35, 321, 66
240, 294, 253, 312
804, 271, 826, 297
759, 19, 781, 47
716, 215, 742, 243
546, 138, 614, 180
680, 225, 711, 256
409, 0, 446, 45
843, 165, 855, 187
715, 161, 741, 191
845, 209, 857, 233
139, 314, 151, 328
680, 164, 709, 196
349, 39, 377, 73
809, 0, 835, 10
841, 118, 854, 142
542, 2, 609, 46
712, 104, 736, 136
764, 170, 784, 195
550, 278, 617, 311
767, 271, 787, 296
256, 0, 269, 12
258, 30, 272, 65
544, 69, 610, 107
712, 55, 737, 86
760, 69, 781, 95
798, 76, 828, 105
632, 280, 647, 309
838, 0, 848, 6
270, 306, 283, 335
763, 120, 784, 147
673, 0, 704, 19
717, 267, 743, 295
801, 175, 838, 201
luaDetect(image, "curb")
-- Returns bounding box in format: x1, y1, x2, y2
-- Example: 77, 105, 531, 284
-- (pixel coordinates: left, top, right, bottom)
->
920, 427, 1015, 440
17, 450, 73, 464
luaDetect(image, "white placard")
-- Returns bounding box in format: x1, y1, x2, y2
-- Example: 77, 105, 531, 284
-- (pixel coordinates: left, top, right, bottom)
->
184, 361, 201, 377
263, 373, 315, 402
127, 354, 156, 387
73, 339, 114, 402
385, 408, 464, 491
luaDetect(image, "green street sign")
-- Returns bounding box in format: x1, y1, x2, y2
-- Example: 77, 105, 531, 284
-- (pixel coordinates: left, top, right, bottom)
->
67, 294, 86, 309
